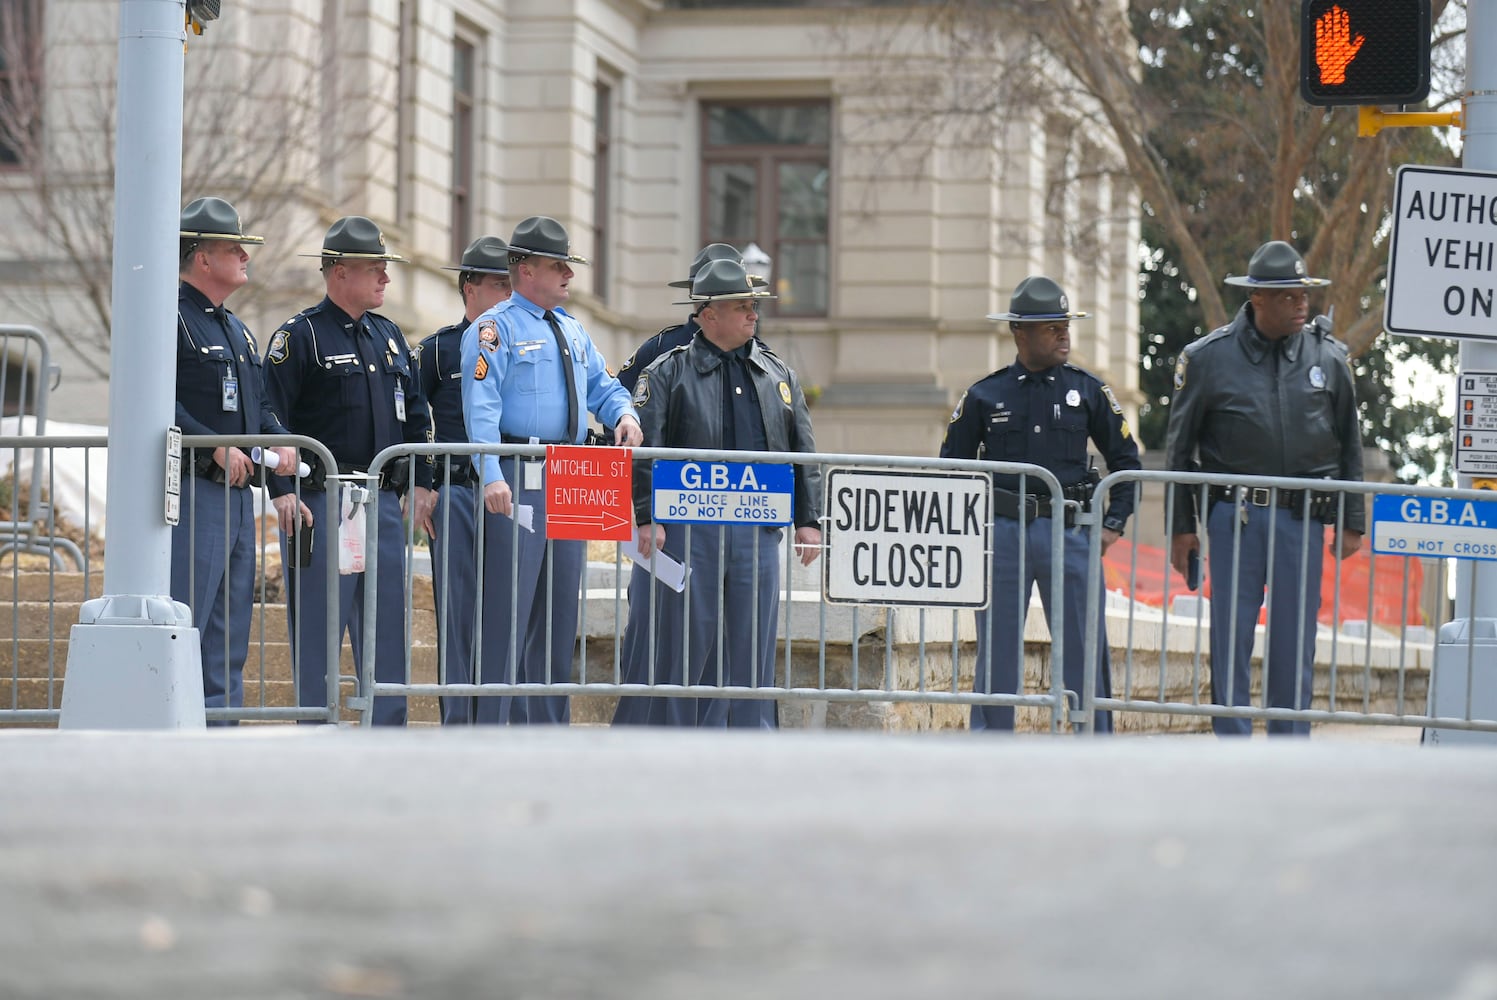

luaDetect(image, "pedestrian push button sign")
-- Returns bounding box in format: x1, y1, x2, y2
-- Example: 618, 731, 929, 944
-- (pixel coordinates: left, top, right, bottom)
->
652, 460, 794, 526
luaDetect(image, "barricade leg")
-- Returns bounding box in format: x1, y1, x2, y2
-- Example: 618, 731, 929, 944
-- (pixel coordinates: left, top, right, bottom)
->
170, 475, 252, 723
347, 490, 409, 726
972, 517, 1027, 731
429, 483, 479, 724
1206, 502, 1265, 736
282, 489, 357, 723
1031, 520, 1112, 734
1263, 511, 1323, 737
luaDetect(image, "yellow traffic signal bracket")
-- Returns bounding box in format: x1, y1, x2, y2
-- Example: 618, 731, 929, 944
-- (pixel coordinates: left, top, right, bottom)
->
1358, 104, 1462, 137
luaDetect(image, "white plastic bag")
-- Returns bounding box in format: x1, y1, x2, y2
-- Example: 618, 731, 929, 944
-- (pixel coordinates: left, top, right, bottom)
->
338, 482, 370, 575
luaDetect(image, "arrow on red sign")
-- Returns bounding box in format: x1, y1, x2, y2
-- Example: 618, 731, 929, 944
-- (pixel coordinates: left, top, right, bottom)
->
548, 510, 631, 534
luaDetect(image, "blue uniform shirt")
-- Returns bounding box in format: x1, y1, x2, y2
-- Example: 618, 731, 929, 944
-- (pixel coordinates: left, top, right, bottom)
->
460, 291, 637, 488
263, 296, 433, 493
940, 359, 1141, 528
417, 317, 469, 445
175, 281, 286, 439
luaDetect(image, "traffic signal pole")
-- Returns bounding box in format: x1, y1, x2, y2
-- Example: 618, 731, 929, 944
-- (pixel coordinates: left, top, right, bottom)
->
1453, 0, 1497, 618
58, 0, 205, 728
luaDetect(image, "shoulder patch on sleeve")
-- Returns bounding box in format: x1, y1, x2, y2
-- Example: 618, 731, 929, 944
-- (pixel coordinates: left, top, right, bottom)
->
949, 390, 967, 424
1173, 355, 1188, 391
618, 352, 636, 374
633, 373, 650, 406
478, 319, 499, 351
267, 329, 290, 365
1100, 384, 1123, 415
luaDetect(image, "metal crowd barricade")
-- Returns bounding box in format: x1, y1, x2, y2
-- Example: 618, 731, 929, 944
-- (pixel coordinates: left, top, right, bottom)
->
179, 434, 341, 724
1080, 469, 1497, 735
355, 443, 1075, 730
0, 432, 340, 727
0, 325, 83, 572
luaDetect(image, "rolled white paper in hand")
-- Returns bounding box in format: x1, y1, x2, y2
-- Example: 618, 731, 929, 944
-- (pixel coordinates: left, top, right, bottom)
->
251, 446, 311, 478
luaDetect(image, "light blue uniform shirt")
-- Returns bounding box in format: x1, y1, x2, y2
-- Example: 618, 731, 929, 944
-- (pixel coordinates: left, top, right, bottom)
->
460, 290, 637, 488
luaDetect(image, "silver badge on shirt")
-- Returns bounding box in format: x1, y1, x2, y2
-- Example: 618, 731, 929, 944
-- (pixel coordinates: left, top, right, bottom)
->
1065, 389, 1081, 407
1309, 365, 1326, 389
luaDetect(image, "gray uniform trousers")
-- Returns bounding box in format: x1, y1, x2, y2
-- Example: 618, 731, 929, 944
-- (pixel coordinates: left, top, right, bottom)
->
1206, 501, 1324, 737
281, 487, 409, 726
611, 559, 695, 726
475, 457, 583, 725
616, 523, 781, 729
973, 516, 1113, 733
427, 483, 481, 724
170, 473, 255, 724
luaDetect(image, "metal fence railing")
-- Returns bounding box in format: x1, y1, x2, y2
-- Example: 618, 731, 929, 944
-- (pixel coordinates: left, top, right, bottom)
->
1, 325, 83, 573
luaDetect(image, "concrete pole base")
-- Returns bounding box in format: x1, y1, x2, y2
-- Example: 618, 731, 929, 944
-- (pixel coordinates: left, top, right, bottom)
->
59, 595, 205, 729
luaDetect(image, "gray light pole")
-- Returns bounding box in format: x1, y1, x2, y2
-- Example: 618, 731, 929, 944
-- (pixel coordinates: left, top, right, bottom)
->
59, 0, 204, 728
1454, 0, 1497, 620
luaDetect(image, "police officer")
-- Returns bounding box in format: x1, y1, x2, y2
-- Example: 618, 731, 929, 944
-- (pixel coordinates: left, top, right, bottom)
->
172, 197, 299, 722
461, 215, 642, 724
1164, 241, 1364, 737
613, 244, 765, 726
614, 243, 766, 394
418, 236, 511, 724
628, 259, 823, 729
264, 216, 435, 725
941, 276, 1139, 733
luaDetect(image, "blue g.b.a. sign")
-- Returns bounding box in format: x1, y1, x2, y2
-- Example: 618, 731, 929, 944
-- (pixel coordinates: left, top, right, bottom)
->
651, 460, 794, 525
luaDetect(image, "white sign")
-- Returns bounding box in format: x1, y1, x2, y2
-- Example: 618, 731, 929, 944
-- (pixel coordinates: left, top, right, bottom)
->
1386, 165, 1497, 341
823, 468, 990, 608
164, 425, 181, 526
1456, 371, 1497, 475
651, 460, 794, 525
1372, 494, 1497, 561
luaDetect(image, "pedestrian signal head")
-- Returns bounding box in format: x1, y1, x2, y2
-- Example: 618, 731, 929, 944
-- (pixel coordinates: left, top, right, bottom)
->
1300, 0, 1431, 107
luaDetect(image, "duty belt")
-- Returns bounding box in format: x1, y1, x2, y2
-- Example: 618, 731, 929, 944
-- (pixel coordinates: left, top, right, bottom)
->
433, 457, 478, 488
992, 488, 1084, 528
1208, 485, 1340, 520
304, 459, 409, 494
498, 431, 611, 446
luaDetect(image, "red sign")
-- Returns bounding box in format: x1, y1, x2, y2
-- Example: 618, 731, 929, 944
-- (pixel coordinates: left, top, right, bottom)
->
544, 445, 633, 541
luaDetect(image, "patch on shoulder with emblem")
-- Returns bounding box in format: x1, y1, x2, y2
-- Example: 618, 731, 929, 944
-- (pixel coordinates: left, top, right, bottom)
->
474, 354, 489, 381
633, 373, 650, 406
478, 319, 499, 351
618, 353, 636, 374
1173, 355, 1188, 391
778, 380, 792, 406
1100, 384, 1123, 415
949, 390, 967, 424
267, 329, 291, 365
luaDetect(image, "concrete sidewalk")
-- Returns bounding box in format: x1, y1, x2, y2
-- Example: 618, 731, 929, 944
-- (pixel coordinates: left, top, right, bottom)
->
0, 729, 1493, 999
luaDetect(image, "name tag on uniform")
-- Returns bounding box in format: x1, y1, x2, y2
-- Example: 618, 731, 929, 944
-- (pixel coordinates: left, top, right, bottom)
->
523, 460, 542, 491
394, 384, 406, 422
222, 375, 239, 412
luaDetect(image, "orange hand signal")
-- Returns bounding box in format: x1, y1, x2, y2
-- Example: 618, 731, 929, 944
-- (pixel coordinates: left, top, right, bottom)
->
1315, 4, 1365, 85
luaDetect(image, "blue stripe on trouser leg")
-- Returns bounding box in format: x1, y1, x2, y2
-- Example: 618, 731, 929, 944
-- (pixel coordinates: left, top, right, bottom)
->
282, 488, 409, 725
972, 516, 1113, 733
170, 474, 254, 723
687, 524, 780, 730
1206, 502, 1323, 737
612, 559, 695, 727
429, 483, 480, 724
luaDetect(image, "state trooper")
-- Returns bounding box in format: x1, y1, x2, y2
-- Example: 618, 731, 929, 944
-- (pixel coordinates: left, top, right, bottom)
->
264, 216, 435, 725
460, 215, 642, 724
626, 259, 823, 729
172, 197, 299, 722
614, 243, 766, 394
1164, 241, 1364, 737
418, 236, 511, 725
941, 276, 1140, 733
613, 243, 767, 726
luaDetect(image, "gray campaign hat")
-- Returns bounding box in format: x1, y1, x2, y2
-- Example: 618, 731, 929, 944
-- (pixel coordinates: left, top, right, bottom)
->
507, 216, 589, 265
1224, 240, 1331, 288
298, 216, 408, 261
179, 197, 263, 245
674, 258, 778, 305
667, 243, 768, 289
986, 275, 1088, 322
441, 235, 510, 275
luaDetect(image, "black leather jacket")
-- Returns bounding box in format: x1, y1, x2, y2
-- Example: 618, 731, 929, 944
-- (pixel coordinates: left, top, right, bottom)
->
1165, 303, 1365, 533
632, 333, 822, 529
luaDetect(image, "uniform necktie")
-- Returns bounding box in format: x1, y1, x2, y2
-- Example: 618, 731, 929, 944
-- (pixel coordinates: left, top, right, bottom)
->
543, 309, 579, 443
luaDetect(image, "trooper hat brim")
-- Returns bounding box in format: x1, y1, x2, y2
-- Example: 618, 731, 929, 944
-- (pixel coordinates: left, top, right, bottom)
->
985, 309, 1090, 322
674, 290, 778, 306
296, 249, 409, 262
1223, 275, 1332, 288
511, 248, 590, 266
439, 264, 510, 275
668, 272, 769, 289
181, 230, 264, 246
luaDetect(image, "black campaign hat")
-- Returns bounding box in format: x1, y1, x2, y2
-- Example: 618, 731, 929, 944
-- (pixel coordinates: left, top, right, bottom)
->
441, 235, 510, 275
507, 216, 589, 265
986, 275, 1088, 322
179, 197, 263, 245
297, 216, 407, 262
1224, 241, 1331, 288
666, 243, 768, 289
673, 258, 778, 305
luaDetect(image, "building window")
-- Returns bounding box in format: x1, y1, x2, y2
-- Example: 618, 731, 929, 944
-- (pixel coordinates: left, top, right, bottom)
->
451, 33, 478, 261
701, 100, 830, 317
593, 79, 613, 301
0, 0, 44, 169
